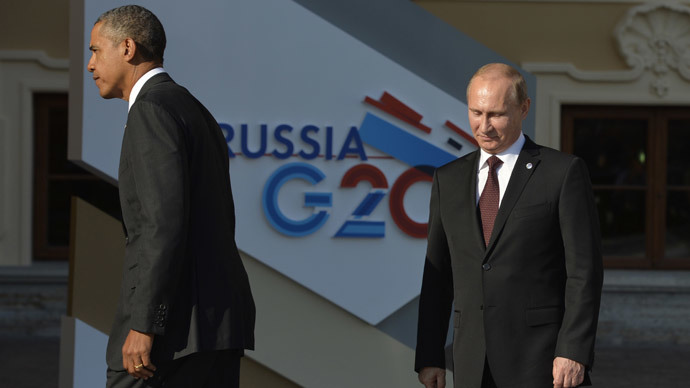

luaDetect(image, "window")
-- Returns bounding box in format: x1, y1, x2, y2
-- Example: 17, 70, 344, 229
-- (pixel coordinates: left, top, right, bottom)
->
33, 93, 120, 261
562, 105, 690, 269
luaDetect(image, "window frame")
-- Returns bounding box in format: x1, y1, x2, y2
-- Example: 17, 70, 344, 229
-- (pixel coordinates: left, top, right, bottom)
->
561, 105, 690, 270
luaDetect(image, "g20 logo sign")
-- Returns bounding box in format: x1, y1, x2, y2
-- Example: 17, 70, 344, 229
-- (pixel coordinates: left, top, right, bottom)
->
220, 92, 476, 240
262, 162, 433, 238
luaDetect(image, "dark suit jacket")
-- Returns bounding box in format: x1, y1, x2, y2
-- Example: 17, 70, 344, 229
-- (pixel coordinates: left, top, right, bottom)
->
106, 73, 255, 371
415, 137, 603, 388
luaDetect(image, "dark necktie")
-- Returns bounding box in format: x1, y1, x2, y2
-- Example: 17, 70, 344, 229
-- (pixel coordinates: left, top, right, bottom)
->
479, 156, 503, 247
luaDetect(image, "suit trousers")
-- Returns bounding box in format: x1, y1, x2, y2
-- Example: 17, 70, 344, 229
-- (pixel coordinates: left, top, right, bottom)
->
106, 349, 242, 388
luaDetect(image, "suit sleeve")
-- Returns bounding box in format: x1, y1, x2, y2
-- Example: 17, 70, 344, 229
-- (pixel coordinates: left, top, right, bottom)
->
555, 157, 604, 367
125, 101, 188, 335
415, 171, 454, 372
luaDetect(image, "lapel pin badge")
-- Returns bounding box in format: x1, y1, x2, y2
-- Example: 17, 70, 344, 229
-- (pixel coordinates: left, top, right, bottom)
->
526, 163, 533, 170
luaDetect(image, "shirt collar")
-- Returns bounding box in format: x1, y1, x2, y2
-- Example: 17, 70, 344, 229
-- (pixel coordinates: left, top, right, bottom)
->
478, 132, 525, 170
128, 67, 166, 111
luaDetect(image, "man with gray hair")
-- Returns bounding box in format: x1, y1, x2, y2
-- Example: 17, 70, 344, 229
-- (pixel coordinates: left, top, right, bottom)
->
88, 5, 255, 387
415, 63, 603, 388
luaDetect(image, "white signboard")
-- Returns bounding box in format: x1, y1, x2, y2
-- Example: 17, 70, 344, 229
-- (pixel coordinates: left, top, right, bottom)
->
81, 0, 476, 324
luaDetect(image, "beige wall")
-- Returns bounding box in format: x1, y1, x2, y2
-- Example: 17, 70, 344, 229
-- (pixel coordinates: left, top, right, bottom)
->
0, 0, 70, 59
68, 197, 123, 330
0, 0, 641, 70
415, 1, 635, 71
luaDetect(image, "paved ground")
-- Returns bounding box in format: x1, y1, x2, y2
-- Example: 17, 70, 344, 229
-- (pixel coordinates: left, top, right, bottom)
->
594, 344, 690, 387
0, 336, 688, 388
0, 336, 60, 388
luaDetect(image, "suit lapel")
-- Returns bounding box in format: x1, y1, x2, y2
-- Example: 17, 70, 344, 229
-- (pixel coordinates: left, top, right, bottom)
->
484, 137, 541, 257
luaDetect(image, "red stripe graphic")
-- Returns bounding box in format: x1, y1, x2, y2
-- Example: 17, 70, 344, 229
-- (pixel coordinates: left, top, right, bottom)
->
380, 92, 423, 123
364, 92, 431, 134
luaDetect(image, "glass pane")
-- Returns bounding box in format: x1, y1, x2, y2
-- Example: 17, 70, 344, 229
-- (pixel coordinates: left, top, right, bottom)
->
595, 189, 646, 257
573, 119, 647, 186
667, 120, 690, 187
666, 190, 690, 259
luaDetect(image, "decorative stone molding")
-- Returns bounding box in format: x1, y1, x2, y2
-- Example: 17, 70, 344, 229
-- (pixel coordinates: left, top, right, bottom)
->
0, 50, 69, 70
525, 3, 690, 97
521, 62, 644, 82
616, 2, 690, 96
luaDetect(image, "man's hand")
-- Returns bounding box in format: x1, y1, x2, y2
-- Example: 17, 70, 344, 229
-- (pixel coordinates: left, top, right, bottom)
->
122, 329, 157, 379
552, 357, 584, 388
418, 367, 446, 388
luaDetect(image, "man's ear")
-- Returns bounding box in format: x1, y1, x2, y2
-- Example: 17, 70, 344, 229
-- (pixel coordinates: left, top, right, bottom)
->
122, 38, 137, 62
521, 97, 531, 119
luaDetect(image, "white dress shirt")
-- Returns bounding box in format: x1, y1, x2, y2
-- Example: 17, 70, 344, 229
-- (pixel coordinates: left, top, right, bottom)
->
476, 133, 526, 206
128, 67, 166, 111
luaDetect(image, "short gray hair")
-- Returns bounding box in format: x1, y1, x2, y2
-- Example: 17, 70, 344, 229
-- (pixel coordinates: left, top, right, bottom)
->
467, 63, 528, 106
95, 5, 166, 63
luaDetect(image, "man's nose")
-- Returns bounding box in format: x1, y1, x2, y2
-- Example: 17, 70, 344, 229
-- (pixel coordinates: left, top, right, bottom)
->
87, 56, 95, 73
479, 115, 491, 132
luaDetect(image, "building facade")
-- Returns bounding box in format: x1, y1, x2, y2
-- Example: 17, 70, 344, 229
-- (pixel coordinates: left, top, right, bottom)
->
1, 1, 688, 387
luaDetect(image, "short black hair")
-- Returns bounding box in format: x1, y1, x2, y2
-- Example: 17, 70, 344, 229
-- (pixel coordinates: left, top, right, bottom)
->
95, 5, 166, 63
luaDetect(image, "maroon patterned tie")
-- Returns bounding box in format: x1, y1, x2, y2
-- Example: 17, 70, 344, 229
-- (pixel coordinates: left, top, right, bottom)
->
479, 156, 503, 247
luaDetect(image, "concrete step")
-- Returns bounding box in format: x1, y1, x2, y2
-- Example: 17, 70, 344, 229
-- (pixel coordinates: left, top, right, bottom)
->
0, 263, 67, 337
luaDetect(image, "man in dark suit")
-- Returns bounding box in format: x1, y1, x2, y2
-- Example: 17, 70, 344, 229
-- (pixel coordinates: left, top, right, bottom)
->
87, 5, 255, 387
415, 63, 603, 388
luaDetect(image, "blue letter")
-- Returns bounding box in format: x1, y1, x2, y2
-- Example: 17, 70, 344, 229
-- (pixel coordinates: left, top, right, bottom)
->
272, 124, 294, 159
262, 163, 331, 237
325, 126, 333, 160
241, 124, 267, 159
298, 125, 320, 160
337, 126, 367, 161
